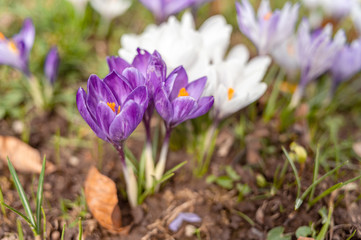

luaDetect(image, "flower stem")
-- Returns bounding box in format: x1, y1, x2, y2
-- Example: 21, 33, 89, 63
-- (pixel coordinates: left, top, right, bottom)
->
115, 143, 138, 208
197, 120, 219, 176
154, 127, 172, 185
144, 120, 155, 190
289, 85, 304, 109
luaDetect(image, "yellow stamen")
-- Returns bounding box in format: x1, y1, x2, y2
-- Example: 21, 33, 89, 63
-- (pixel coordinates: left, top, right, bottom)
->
263, 12, 272, 21
228, 88, 234, 101
8, 41, 18, 54
107, 102, 121, 114
0, 32, 4, 40
107, 102, 116, 112
178, 87, 189, 97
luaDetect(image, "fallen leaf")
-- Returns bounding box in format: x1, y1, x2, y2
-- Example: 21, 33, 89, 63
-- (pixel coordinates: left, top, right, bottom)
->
353, 141, 361, 158
84, 166, 131, 234
297, 237, 315, 240
0, 136, 55, 174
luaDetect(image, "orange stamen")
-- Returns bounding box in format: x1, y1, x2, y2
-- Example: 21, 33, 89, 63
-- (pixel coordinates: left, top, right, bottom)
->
263, 12, 272, 21
228, 88, 234, 101
0, 32, 4, 40
8, 41, 18, 53
178, 87, 189, 97
107, 102, 116, 112
117, 105, 121, 114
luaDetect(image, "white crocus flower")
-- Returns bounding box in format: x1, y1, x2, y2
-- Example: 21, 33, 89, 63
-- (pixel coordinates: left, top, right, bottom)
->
90, 0, 131, 21
205, 45, 271, 120
119, 11, 232, 80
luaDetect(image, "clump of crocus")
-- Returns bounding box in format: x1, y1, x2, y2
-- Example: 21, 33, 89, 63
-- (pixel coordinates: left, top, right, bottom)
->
0, 18, 35, 76
119, 11, 232, 81
78, 49, 213, 206
139, 0, 194, 23
330, 38, 361, 93
290, 19, 345, 107
236, 0, 299, 55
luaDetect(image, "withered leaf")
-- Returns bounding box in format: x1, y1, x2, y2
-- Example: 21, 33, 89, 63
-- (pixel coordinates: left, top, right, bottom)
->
84, 166, 131, 234
353, 141, 361, 158
0, 136, 55, 174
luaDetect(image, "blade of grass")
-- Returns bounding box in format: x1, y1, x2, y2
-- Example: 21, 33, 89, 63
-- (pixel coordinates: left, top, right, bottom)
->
36, 157, 46, 234
78, 218, 83, 240
310, 146, 320, 202
17, 219, 24, 240
42, 207, 46, 239
61, 224, 66, 240
0, 185, 6, 217
309, 175, 361, 207
282, 147, 301, 209
263, 68, 284, 122
1, 202, 34, 228
295, 161, 348, 210
316, 204, 333, 240
7, 158, 37, 230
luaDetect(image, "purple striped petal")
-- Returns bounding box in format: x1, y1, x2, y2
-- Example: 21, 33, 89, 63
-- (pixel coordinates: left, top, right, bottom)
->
186, 76, 207, 99
96, 102, 116, 137
154, 87, 173, 124
107, 56, 131, 75
109, 100, 142, 142
188, 96, 214, 120
125, 86, 149, 112
123, 67, 146, 89
103, 71, 133, 105
76, 87, 107, 141
171, 96, 196, 126
167, 66, 188, 101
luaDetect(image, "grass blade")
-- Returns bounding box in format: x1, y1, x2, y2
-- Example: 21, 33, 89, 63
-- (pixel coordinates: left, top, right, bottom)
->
78, 218, 83, 240
7, 158, 37, 230
316, 205, 333, 240
61, 224, 66, 240
36, 157, 46, 234
282, 147, 301, 209
1, 202, 34, 228
309, 175, 361, 207
0, 185, 6, 217
310, 146, 320, 202
17, 219, 24, 240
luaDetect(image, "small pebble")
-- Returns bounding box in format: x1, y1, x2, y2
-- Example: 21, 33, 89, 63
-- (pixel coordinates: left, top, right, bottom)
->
69, 156, 80, 166
12, 120, 24, 134
51, 230, 60, 240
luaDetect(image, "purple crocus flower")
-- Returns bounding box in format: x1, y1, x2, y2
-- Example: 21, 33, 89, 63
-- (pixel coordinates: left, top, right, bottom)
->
331, 38, 361, 92
139, 0, 194, 23
0, 18, 35, 76
76, 71, 149, 146
44, 47, 60, 85
169, 212, 202, 232
154, 66, 214, 128
290, 19, 346, 107
236, 0, 299, 55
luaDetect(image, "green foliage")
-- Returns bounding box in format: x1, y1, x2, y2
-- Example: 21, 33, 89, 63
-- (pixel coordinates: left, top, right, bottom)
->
1, 157, 46, 237
267, 227, 291, 240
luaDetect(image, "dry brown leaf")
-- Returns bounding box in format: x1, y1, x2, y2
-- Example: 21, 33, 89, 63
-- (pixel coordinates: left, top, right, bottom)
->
297, 237, 315, 240
0, 136, 55, 174
353, 141, 361, 158
84, 166, 131, 234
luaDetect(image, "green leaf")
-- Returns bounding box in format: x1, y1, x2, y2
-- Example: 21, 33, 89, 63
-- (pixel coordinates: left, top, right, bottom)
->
215, 176, 233, 190
36, 157, 46, 234
7, 158, 37, 230
1, 202, 34, 229
206, 175, 217, 184
296, 226, 312, 238
78, 218, 82, 240
17, 219, 24, 240
225, 166, 241, 181
267, 227, 291, 240
61, 224, 66, 240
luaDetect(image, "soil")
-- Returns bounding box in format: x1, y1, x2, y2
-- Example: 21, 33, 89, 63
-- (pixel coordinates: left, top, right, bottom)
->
0, 107, 361, 240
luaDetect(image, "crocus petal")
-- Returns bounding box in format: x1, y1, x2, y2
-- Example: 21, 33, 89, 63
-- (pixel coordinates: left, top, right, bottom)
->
86, 74, 117, 116
125, 86, 149, 112
96, 101, 116, 137
154, 87, 173, 124
167, 66, 188, 100
122, 67, 147, 89
131, 48, 151, 77
13, 18, 35, 57
109, 100, 142, 142
103, 71, 133, 105
76, 87, 107, 141
44, 47, 60, 85
188, 96, 214, 119
185, 76, 207, 99
107, 56, 131, 75
169, 212, 202, 232
171, 96, 196, 126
